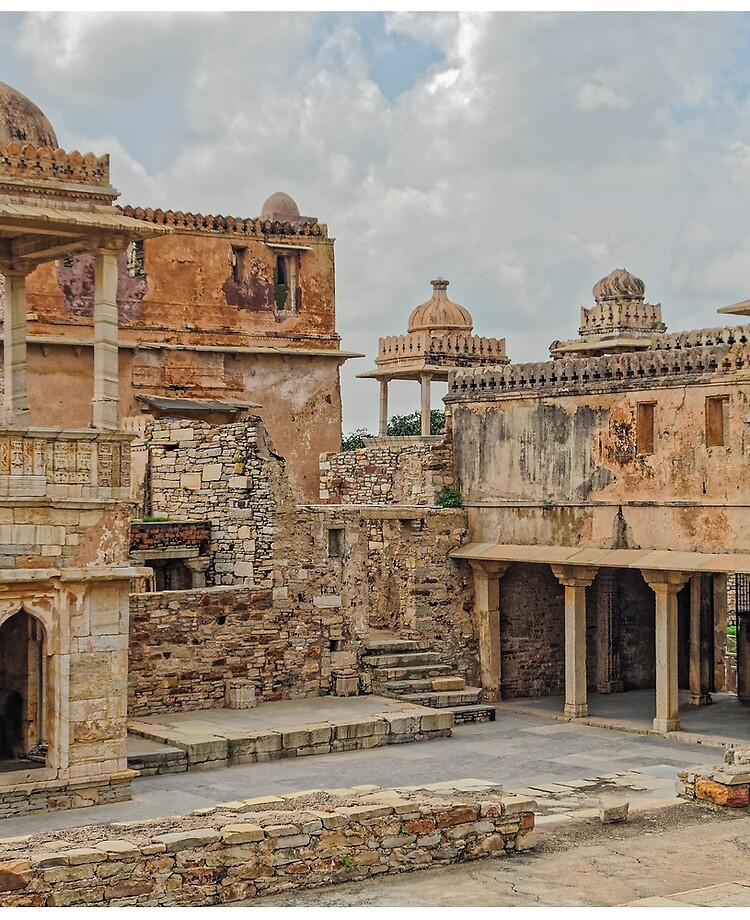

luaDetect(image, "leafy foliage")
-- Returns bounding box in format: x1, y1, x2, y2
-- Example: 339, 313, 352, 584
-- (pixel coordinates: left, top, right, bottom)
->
436, 488, 463, 508
341, 428, 372, 451
386, 409, 446, 436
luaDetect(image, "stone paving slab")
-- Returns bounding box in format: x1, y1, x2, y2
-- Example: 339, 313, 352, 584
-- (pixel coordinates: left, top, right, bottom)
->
626, 883, 750, 907
128, 695, 451, 771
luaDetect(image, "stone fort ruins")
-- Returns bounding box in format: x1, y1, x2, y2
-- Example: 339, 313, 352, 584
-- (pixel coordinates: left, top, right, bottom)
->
0, 79, 750, 833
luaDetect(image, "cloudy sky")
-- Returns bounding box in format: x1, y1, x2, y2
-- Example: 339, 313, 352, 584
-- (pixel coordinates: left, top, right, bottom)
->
3, 11, 750, 433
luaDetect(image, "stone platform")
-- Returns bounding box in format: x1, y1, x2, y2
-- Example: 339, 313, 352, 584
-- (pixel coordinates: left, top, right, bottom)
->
128, 695, 454, 774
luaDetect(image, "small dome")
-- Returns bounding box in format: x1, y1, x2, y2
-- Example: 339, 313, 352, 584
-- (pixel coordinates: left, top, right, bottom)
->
593, 268, 645, 303
407, 278, 474, 335
0, 81, 57, 148
261, 191, 301, 222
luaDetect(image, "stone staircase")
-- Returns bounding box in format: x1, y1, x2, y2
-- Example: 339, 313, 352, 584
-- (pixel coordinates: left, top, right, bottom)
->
360, 637, 495, 724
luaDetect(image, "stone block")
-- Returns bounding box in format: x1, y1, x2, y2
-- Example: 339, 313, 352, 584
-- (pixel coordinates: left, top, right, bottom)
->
225, 679, 256, 710
202, 464, 223, 482
152, 828, 221, 851
272, 834, 310, 849
333, 719, 387, 741
0, 859, 32, 892
264, 824, 301, 837
281, 724, 332, 749
220, 824, 264, 844
515, 829, 537, 851
180, 473, 202, 490
436, 805, 478, 828
419, 711, 454, 732
599, 796, 629, 824
228, 476, 249, 489
312, 595, 341, 608
234, 561, 254, 578
695, 778, 750, 807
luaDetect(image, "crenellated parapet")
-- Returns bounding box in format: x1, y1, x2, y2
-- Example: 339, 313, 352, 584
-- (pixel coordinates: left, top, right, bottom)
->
448, 337, 750, 402
377, 331, 508, 369
118, 204, 328, 239
579, 299, 665, 338
0, 140, 111, 188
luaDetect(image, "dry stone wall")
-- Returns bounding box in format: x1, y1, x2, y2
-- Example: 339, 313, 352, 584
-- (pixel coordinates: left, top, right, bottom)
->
320, 438, 454, 505
128, 586, 338, 717
0, 787, 536, 907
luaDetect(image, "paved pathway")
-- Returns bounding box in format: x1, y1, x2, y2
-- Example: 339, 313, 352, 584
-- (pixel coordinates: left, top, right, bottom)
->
0, 709, 723, 838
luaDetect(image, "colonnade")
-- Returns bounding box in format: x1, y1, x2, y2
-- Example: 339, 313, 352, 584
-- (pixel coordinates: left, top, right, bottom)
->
469, 561, 717, 733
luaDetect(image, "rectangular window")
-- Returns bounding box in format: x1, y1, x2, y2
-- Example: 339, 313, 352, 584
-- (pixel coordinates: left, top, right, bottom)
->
636, 402, 656, 455
274, 253, 299, 312
706, 396, 729, 448
231, 246, 246, 282
327, 527, 344, 558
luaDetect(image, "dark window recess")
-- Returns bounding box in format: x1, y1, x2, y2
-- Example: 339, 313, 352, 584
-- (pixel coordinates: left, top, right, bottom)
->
274, 253, 300, 312
127, 240, 145, 278
275, 255, 288, 310
327, 528, 344, 558
231, 247, 246, 283
736, 574, 750, 615
706, 396, 729, 448
636, 402, 656, 455
61, 254, 75, 269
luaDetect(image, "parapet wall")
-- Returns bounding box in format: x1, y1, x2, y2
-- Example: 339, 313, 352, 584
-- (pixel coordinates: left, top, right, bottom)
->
320, 439, 454, 505
0, 786, 536, 907
449, 339, 749, 401
0, 141, 111, 188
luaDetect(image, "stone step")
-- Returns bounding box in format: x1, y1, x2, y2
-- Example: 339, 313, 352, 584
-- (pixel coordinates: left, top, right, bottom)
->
364, 639, 430, 655
371, 664, 454, 682
361, 652, 444, 668
383, 676, 467, 695
402, 688, 483, 708
450, 704, 497, 725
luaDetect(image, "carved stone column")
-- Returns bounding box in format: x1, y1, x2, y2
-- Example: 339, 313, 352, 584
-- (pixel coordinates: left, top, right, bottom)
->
186, 557, 210, 590
469, 561, 508, 703
419, 372, 432, 436
596, 569, 623, 694
2, 265, 30, 426
379, 378, 390, 437
93, 244, 123, 430
687, 574, 712, 706
552, 565, 597, 717
642, 569, 691, 733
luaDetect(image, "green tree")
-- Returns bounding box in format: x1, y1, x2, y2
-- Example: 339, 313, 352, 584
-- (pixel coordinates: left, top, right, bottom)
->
387, 409, 445, 436
341, 428, 372, 451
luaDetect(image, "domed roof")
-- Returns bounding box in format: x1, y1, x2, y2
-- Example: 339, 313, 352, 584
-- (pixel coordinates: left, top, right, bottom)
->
593, 268, 645, 303
261, 191, 301, 222
0, 81, 57, 148
407, 278, 474, 335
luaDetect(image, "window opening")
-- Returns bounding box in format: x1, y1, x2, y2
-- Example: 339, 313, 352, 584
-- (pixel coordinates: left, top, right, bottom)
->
231, 247, 246, 283
127, 240, 145, 278
636, 401, 656, 454
706, 396, 729, 448
327, 528, 344, 558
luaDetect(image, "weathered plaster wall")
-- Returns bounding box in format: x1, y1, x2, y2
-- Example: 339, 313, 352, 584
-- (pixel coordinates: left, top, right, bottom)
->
454, 376, 750, 553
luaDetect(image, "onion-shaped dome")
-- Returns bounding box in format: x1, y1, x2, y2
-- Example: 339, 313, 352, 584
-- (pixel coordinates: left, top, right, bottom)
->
593, 268, 645, 303
260, 191, 301, 222
407, 278, 473, 335
0, 81, 58, 147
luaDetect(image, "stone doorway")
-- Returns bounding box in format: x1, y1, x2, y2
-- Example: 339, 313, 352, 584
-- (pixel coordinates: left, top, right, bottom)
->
0, 610, 46, 764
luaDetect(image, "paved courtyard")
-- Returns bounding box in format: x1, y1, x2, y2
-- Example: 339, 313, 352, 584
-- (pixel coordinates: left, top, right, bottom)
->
2, 703, 750, 906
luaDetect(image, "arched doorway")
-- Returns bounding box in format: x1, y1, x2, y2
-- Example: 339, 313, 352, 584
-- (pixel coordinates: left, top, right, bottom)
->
0, 610, 46, 764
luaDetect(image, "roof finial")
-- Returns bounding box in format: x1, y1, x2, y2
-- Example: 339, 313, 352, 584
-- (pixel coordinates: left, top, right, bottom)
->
431, 277, 449, 291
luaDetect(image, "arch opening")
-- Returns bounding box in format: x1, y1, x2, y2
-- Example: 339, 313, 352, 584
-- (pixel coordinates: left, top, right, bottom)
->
0, 609, 47, 767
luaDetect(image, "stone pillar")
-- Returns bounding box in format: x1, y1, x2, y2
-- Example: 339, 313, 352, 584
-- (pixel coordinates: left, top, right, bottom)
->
642, 570, 691, 733
552, 565, 597, 718
469, 561, 508, 703
596, 569, 623, 694
379, 378, 389, 437
420, 373, 431, 437
713, 574, 728, 693
186, 557, 210, 589
93, 247, 122, 430
2, 266, 30, 426
687, 574, 712, 706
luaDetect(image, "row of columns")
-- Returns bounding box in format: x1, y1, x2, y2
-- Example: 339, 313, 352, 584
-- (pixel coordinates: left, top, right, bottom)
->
378, 373, 434, 437
470, 561, 712, 733
2, 247, 122, 431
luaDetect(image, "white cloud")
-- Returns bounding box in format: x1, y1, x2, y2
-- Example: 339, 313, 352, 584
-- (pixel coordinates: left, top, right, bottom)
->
7, 11, 750, 432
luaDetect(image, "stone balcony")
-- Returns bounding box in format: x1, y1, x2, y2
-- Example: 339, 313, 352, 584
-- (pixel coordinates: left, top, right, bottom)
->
376, 331, 507, 370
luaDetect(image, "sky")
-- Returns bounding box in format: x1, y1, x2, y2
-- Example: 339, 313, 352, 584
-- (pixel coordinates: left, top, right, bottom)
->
4, 11, 750, 434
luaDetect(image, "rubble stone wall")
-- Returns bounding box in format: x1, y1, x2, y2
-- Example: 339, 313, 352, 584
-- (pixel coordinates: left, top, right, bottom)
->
0, 791, 536, 907
320, 439, 454, 505
128, 586, 340, 717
